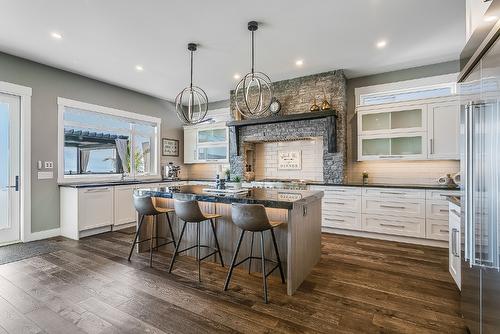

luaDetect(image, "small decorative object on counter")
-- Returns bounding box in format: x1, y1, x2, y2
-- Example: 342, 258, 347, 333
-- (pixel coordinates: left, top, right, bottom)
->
320, 88, 332, 111
362, 171, 369, 185
233, 176, 242, 189
224, 168, 231, 181
437, 174, 458, 188
215, 175, 226, 190
310, 96, 320, 112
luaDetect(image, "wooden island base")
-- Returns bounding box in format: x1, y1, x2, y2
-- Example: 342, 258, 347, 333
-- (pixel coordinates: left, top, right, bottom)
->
136, 196, 322, 295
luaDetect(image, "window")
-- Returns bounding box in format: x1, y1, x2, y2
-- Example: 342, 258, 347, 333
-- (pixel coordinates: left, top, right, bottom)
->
58, 98, 161, 182
359, 84, 455, 106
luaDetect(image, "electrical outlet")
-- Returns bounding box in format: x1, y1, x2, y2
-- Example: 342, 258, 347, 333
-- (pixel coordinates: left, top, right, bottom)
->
44, 161, 54, 169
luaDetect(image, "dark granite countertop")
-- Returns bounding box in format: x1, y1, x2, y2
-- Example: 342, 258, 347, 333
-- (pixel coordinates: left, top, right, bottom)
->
446, 195, 461, 207
60, 179, 169, 188
135, 185, 324, 210
306, 181, 460, 190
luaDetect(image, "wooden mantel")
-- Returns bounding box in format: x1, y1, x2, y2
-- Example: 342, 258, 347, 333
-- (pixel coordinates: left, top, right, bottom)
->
227, 110, 338, 155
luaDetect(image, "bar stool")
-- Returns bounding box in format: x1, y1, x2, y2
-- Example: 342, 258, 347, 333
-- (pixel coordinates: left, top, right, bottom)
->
224, 203, 285, 303
128, 194, 177, 267
168, 199, 225, 281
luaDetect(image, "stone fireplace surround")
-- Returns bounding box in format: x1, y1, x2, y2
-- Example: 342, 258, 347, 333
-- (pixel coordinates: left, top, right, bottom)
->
229, 70, 347, 184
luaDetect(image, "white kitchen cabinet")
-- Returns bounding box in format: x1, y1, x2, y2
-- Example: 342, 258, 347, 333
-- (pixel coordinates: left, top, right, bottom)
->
427, 101, 460, 160
183, 122, 229, 164
79, 187, 114, 231
449, 202, 461, 289
183, 127, 197, 163
114, 185, 138, 227
357, 97, 460, 161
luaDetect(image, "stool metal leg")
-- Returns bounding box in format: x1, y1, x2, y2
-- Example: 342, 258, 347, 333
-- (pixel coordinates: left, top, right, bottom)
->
223, 229, 245, 291
154, 214, 159, 250
270, 228, 285, 284
149, 216, 155, 267
260, 231, 268, 303
209, 219, 224, 267
197, 222, 201, 282
165, 212, 177, 249
128, 214, 145, 261
169, 220, 187, 273
248, 232, 254, 274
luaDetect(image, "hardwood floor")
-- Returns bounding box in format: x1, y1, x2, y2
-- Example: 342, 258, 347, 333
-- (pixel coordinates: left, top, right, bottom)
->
0, 230, 466, 333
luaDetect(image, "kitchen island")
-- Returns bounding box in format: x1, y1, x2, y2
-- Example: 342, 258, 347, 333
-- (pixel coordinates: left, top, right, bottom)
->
134, 185, 324, 295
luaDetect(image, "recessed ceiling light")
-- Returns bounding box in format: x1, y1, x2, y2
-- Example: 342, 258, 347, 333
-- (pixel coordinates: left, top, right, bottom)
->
295, 59, 304, 66
135, 65, 144, 72
484, 15, 498, 22
51, 32, 62, 40
233, 73, 241, 80
376, 40, 387, 48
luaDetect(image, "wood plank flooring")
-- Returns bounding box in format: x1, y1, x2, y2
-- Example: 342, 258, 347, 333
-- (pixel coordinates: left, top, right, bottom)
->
0, 230, 466, 333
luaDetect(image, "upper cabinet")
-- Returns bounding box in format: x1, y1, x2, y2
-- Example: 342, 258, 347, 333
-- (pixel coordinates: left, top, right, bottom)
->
357, 97, 459, 161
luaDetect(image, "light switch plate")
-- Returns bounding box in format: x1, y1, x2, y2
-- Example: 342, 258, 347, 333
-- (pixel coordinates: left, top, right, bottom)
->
44, 161, 54, 169
38, 171, 53, 180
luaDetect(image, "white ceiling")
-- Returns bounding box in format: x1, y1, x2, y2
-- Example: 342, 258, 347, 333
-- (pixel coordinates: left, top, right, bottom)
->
0, 0, 465, 102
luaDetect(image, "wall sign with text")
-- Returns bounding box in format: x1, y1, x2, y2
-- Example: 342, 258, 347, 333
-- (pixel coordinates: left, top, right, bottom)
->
162, 138, 179, 157
278, 151, 302, 170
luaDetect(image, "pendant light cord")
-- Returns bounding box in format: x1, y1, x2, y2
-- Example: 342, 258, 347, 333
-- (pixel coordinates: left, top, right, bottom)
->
190, 50, 194, 88
251, 30, 255, 75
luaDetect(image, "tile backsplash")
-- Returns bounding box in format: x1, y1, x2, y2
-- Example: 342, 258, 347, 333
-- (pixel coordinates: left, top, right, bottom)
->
254, 138, 324, 181
347, 160, 460, 185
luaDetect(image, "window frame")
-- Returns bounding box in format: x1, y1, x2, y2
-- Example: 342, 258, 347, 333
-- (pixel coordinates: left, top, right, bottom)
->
57, 97, 161, 183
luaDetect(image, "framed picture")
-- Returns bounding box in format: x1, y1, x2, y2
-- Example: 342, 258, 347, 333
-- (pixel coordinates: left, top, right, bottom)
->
162, 138, 179, 157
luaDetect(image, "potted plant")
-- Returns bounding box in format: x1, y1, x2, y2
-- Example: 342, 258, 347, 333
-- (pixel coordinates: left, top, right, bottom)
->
233, 176, 242, 189
224, 168, 231, 181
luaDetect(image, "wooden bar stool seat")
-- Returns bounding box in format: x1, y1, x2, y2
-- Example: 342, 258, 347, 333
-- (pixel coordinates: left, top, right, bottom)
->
168, 199, 224, 282
224, 203, 285, 303
128, 194, 177, 267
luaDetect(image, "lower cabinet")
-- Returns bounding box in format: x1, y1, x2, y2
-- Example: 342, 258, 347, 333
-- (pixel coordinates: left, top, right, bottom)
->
114, 185, 138, 227
313, 185, 461, 245
448, 202, 461, 289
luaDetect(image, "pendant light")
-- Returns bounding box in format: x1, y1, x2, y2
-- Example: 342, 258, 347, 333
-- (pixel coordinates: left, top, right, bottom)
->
235, 21, 273, 118
175, 43, 208, 125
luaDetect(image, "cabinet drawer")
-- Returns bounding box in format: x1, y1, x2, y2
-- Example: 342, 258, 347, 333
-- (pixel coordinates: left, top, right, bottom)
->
426, 219, 449, 241
362, 214, 425, 238
323, 196, 361, 213
426, 200, 450, 220
425, 189, 461, 200
311, 186, 361, 196
362, 187, 425, 199
362, 198, 425, 218
322, 212, 362, 230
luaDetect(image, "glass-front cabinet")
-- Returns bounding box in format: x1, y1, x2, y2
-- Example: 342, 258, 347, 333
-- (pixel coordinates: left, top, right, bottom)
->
357, 102, 429, 160
184, 122, 229, 163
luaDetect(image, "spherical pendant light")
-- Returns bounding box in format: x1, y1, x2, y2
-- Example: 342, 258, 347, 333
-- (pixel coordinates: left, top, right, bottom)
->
175, 43, 208, 125
235, 21, 273, 119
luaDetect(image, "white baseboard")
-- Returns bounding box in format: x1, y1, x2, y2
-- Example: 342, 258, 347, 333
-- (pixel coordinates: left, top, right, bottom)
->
322, 227, 448, 248
26, 228, 61, 242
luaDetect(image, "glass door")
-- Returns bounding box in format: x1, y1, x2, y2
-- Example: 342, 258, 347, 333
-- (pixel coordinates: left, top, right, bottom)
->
0, 92, 21, 244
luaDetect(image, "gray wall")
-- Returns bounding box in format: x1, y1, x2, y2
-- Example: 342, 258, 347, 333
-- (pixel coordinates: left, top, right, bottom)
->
345, 60, 460, 170
208, 100, 230, 110
0, 52, 183, 233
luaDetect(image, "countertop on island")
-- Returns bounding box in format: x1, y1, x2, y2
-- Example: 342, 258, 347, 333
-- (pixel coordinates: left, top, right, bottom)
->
135, 185, 324, 210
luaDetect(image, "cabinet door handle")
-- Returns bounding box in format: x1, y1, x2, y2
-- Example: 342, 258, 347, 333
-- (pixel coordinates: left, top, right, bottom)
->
451, 228, 459, 257
440, 229, 449, 233
439, 209, 449, 213
380, 191, 405, 195
325, 201, 345, 205
325, 217, 345, 222
430, 138, 434, 154
380, 223, 405, 228
380, 204, 406, 209
85, 187, 110, 193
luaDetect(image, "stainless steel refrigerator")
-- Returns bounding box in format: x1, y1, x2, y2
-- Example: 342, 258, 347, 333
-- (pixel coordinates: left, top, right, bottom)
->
458, 2, 500, 332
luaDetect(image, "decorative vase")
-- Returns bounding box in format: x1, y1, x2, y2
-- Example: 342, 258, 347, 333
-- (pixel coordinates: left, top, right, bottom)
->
310, 97, 320, 112
321, 89, 331, 111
